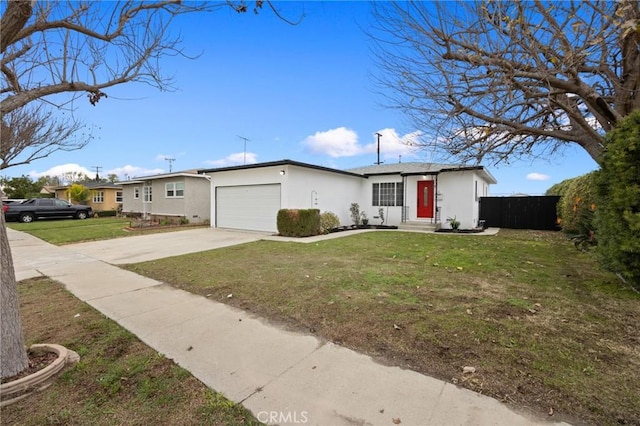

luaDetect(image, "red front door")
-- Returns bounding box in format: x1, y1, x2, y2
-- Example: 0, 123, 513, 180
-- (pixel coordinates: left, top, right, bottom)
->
417, 180, 434, 218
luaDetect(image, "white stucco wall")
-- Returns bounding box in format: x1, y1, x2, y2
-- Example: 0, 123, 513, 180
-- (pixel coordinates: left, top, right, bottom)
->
285, 165, 365, 226
437, 170, 491, 229
437, 172, 474, 228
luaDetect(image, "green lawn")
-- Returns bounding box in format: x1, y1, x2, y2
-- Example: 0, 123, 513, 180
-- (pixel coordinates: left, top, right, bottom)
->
1, 277, 260, 425
124, 229, 640, 425
6, 217, 204, 245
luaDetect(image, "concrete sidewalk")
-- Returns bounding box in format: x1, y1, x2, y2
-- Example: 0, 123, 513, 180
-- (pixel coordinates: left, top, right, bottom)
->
8, 228, 567, 426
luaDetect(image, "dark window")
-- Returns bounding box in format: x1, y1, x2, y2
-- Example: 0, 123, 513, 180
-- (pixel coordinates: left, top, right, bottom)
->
372, 182, 404, 207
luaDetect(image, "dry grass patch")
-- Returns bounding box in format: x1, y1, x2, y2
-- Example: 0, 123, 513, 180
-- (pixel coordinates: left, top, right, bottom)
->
1, 277, 260, 426
124, 230, 640, 425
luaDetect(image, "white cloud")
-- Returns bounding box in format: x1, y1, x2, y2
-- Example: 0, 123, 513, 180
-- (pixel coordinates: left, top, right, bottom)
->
362, 128, 422, 160
526, 172, 550, 181
302, 127, 361, 157
25, 163, 165, 182
301, 127, 422, 161
108, 165, 165, 180
205, 152, 258, 167
28, 163, 92, 180
155, 154, 176, 161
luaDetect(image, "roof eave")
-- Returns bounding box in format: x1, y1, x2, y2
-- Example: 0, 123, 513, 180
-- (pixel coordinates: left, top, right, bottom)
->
199, 159, 367, 179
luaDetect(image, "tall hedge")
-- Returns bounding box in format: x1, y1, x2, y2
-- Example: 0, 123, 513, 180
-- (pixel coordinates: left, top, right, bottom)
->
594, 111, 640, 288
549, 172, 597, 236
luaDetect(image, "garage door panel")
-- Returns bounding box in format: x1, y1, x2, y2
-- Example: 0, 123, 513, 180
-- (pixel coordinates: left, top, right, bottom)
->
216, 184, 281, 232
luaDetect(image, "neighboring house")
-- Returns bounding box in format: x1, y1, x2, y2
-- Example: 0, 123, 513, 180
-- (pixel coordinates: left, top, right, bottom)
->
39, 185, 57, 197
119, 171, 211, 224
54, 182, 123, 212
120, 159, 496, 233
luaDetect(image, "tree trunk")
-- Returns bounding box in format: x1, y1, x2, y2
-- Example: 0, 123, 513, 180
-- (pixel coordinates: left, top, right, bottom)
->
0, 189, 28, 379
0, 0, 33, 53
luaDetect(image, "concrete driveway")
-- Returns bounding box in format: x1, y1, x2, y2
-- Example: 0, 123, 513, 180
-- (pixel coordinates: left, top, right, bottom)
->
66, 228, 265, 264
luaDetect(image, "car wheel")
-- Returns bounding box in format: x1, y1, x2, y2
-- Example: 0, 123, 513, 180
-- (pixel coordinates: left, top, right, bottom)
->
76, 211, 88, 220
20, 213, 35, 223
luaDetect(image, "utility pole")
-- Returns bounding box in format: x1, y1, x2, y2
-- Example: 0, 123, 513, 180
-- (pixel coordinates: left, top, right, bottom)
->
92, 166, 102, 181
165, 157, 175, 173
375, 133, 384, 165
237, 135, 250, 164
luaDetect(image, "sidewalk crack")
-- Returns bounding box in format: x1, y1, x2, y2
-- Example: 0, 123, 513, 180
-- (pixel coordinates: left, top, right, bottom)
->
239, 340, 327, 404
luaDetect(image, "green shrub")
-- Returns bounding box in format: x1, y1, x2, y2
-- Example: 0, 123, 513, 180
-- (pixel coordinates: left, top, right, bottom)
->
320, 211, 340, 233
545, 179, 572, 197
594, 110, 640, 289
94, 210, 118, 217
349, 203, 360, 226
277, 209, 321, 237
447, 216, 460, 230
66, 183, 91, 204
555, 172, 597, 238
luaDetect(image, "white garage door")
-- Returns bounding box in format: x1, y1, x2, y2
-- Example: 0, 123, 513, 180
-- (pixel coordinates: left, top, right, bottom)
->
216, 184, 281, 232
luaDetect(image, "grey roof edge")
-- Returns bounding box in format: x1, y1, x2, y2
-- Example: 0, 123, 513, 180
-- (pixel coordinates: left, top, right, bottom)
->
347, 162, 456, 175
348, 162, 497, 184
198, 159, 368, 179
414, 166, 498, 184
52, 182, 124, 190
117, 171, 209, 185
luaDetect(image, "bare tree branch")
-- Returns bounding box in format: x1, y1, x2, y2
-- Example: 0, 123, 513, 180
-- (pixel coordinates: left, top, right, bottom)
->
0, 1, 219, 115
0, 104, 91, 170
370, 0, 640, 165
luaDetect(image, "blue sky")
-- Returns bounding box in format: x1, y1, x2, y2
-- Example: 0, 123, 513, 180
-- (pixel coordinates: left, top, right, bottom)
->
3, 1, 599, 195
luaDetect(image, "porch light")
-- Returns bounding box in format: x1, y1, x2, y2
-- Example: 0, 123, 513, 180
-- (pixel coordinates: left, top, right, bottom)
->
280, 169, 286, 176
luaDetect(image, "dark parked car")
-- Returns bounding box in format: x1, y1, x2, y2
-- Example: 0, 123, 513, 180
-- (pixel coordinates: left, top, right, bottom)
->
2, 198, 93, 223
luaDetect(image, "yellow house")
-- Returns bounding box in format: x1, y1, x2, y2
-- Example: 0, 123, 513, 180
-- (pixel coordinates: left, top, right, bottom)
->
54, 182, 123, 212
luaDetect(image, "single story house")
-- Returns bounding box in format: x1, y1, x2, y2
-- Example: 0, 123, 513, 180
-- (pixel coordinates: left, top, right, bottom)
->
119, 171, 211, 224
119, 159, 496, 232
54, 182, 123, 212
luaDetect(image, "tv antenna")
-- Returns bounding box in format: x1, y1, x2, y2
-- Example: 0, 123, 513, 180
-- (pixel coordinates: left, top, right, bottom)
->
237, 135, 250, 164
165, 157, 175, 173
375, 133, 384, 165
